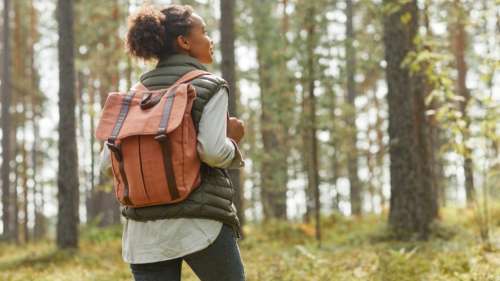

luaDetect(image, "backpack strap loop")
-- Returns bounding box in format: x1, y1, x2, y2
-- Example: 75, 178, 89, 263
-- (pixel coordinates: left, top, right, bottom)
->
154, 133, 180, 200
106, 141, 133, 205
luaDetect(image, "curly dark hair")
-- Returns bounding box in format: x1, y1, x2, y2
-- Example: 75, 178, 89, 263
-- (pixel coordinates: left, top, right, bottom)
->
126, 5, 194, 60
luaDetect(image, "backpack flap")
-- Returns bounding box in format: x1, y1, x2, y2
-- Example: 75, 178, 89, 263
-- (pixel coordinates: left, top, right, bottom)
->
95, 84, 191, 142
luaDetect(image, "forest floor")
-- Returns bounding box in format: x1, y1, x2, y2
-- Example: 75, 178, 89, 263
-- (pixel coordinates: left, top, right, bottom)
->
0, 205, 499, 281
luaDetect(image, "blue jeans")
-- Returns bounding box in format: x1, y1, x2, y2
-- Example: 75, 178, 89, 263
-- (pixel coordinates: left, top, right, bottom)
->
130, 224, 245, 281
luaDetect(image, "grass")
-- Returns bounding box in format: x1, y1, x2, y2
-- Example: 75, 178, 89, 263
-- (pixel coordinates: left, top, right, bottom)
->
0, 205, 499, 281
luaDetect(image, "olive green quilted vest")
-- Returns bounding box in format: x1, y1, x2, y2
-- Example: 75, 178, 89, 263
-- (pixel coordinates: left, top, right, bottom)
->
120, 54, 240, 237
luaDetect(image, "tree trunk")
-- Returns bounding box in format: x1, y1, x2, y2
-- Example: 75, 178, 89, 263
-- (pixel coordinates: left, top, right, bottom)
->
251, 0, 288, 220
276, 0, 294, 220
301, 80, 312, 221
305, 3, 321, 244
345, 0, 362, 215
383, 0, 437, 240
29, 0, 42, 241
245, 109, 260, 220
11, 0, 25, 243
21, 114, 29, 243
32, 110, 45, 240
371, 84, 387, 210
327, 82, 340, 212
11, 139, 18, 243
34, 121, 46, 239
57, 0, 79, 249
220, 0, 245, 231
366, 121, 377, 212
411, 1, 439, 220
1, 0, 12, 240
451, 0, 475, 207
88, 76, 96, 223
85, 1, 122, 227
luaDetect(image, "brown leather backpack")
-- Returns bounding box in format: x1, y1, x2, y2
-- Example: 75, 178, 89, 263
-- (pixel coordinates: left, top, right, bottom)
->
95, 70, 210, 208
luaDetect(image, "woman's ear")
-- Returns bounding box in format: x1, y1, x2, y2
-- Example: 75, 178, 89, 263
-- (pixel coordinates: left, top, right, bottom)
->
176, 35, 190, 52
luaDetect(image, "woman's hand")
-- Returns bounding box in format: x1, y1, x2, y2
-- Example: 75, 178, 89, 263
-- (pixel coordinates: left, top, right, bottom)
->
227, 117, 245, 144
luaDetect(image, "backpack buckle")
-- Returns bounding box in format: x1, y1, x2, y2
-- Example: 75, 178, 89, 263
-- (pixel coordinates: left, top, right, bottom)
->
106, 140, 123, 161
154, 133, 167, 142
140, 92, 162, 110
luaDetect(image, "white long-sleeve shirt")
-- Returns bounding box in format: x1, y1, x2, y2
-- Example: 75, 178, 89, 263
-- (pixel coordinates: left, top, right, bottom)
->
196, 88, 244, 169
99, 87, 244, 264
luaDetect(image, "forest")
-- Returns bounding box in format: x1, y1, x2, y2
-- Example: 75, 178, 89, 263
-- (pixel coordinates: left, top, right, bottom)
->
0, 0, 499, 280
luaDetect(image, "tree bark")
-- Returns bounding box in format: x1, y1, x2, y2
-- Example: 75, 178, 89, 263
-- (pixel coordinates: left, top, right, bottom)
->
251, 0, 288, 220
85, 0, 122, 227
327, 82, 340, 212
345, 0, 362, 215
1, 0, 12, 240
21, 113, 29, 243
29, 0, 43, 241
371, 84, 387, 210
32, 110, 44, 240
383, 0, 437, 240
304, 3, 321, 244
220, 0, 245, 231
11, 0, 23, 244
451, 0, 475, 207
57, 0, 79, 249
11, 142, 19, 243
88, 76, 96, 223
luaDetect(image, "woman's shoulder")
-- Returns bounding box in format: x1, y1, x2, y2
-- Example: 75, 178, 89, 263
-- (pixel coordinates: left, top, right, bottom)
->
193, 72, 227, 87
191, 72, 229, 95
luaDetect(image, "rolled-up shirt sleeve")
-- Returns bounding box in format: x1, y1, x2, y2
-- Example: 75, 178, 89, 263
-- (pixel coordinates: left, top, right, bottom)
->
196, 88, 244, 169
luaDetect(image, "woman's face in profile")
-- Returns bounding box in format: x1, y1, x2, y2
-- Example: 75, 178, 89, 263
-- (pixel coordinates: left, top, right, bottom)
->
183, 13, 213, 64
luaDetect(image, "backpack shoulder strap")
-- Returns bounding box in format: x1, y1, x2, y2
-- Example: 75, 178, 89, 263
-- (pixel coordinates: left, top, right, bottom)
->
131, 82, 148, 91
173, 69, 211, 87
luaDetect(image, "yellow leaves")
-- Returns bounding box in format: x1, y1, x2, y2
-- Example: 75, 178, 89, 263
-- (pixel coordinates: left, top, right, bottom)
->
400, 12, 412, 25
297, 223, 317, 237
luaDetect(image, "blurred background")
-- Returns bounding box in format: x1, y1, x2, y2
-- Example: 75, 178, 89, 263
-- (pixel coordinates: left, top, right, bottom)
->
0, 0, 499, 280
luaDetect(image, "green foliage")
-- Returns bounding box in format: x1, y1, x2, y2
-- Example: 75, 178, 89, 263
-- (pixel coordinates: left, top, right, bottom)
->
382, 0, 413, 17
79, 222, 122, 244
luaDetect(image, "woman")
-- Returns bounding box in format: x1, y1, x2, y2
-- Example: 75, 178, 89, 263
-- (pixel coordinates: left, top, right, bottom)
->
102, 4, 246, 281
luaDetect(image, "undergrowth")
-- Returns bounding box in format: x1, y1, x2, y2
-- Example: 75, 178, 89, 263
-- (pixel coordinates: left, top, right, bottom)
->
0, 204, 499, 281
